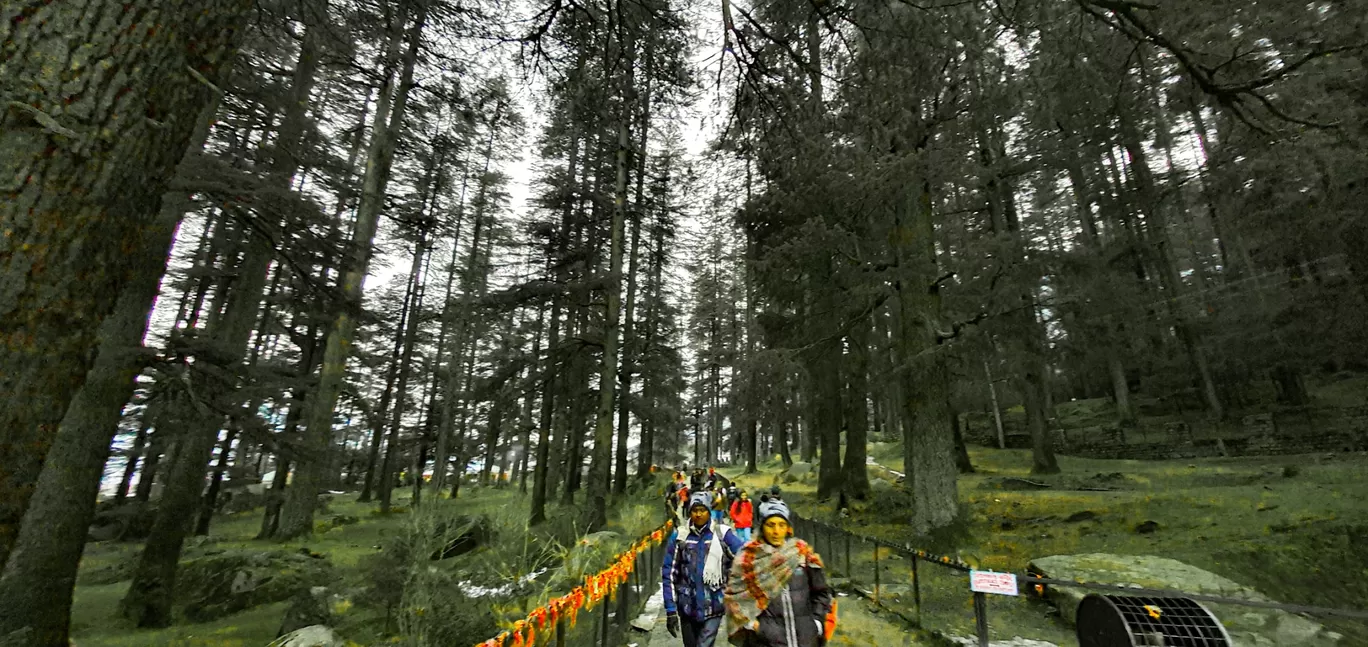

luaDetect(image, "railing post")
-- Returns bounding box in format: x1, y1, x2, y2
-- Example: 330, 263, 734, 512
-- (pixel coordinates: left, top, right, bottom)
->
555, 618, 566, 647
600, 588, 611, 647
912, 554, 921, 626
974, 591, 989, 647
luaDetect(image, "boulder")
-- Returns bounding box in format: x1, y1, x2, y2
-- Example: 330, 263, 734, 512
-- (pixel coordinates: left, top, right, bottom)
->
1028, 553, 1342, 646
278, 586, 333, 637
88, 501, 157, 542
220, 488, 268, 514
177, 550, 334, 622
269, 625, 341, 647
429, 515, 494, 560
782, 462, 814, 484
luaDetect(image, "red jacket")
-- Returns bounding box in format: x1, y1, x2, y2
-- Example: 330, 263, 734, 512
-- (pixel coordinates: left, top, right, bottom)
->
729, 500, 753, 529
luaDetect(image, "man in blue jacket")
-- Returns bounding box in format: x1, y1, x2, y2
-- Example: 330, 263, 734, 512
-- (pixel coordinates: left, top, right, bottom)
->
662, 491, 746, 647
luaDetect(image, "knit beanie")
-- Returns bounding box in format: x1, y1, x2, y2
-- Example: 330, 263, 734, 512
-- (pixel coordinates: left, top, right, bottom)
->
688, 490, 713, 511
757, 499, 791, 524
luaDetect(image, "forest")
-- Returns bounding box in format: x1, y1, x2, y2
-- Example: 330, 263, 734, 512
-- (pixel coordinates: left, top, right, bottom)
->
1, 0, 1365, 645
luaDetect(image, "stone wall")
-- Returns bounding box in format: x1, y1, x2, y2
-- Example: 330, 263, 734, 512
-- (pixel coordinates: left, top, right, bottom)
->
960, 406, 1368, 460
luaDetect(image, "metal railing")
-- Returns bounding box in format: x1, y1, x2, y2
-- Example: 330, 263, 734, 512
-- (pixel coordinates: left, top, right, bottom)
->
474, 521, 672, 647
790, 512, 1368, 646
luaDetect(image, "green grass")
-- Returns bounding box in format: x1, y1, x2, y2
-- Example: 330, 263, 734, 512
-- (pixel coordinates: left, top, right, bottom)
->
725, 447, 1368, 646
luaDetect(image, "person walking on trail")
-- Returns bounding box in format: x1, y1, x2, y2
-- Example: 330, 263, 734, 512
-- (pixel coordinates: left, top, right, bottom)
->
729, 491, 754, 544
723, 499, 836, 647
712, 488, 728, 524
663, 491, 747, 647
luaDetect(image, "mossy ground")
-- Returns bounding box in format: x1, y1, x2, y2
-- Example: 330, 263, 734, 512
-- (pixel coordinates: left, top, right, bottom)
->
71, 482, 664, 647
725, 445, 1368, 646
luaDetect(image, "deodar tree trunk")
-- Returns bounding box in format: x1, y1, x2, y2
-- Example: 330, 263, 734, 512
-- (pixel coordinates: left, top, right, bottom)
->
276, 1, 425, 538
0, 204, 183, 646
585, 121, 630, 531
0, 0, 250, 573
894, 182, 959, 536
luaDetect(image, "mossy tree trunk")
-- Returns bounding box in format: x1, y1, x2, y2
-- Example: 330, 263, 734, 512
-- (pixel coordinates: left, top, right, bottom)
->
0, 0, 250, 572
276, 0, 425, 538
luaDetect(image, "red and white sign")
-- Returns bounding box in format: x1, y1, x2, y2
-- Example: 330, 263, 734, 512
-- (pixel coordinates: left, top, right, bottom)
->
969, 570, 1019, 596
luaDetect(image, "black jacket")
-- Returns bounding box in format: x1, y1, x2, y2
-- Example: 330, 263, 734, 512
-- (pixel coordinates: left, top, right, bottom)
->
737, 561, 833, 647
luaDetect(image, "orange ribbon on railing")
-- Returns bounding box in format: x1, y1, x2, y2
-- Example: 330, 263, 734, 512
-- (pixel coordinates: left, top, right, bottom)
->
473, 519, 674, 647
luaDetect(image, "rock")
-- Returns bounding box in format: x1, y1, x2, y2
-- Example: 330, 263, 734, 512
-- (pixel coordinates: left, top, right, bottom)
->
177, 550, 334, 622
278, 586, 333, 636
269, 625, 341, 647
324, 514, 359, 530
1065, 511, 1098, 523
1028, 553, 1342, 646
1134, 520, 1159, 534
429, 515, 495, 560
220, 488, 267, 514
782, 462, 814, 484
947, 637, 1057, 647
88, 501, 157, 542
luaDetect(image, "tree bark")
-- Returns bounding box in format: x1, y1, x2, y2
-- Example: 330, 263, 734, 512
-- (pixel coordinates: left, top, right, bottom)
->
0, 0, 249, 573
1118, 117, 1224, 420
841, 319, 871, 499
277, 2, 425, 538
585, 122, 630, 530
893, 181, 959, 536
378, 229, 430, 512
529, 135, 576, 522
194, 428, 237, 535
0, 202, 184, 644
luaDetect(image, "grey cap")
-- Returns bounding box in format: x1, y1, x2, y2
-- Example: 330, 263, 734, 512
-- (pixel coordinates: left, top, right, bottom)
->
757, 499, 790, 524
688, 491, 713, 511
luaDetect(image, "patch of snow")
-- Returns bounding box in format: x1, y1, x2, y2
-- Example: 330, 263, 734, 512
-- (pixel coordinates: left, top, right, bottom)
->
459, 568, 548, 599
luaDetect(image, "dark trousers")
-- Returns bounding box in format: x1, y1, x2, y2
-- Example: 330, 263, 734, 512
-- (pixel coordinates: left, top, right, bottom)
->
682, 615, 723, 647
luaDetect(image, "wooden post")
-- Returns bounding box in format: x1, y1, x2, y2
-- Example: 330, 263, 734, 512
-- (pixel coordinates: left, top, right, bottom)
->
555, 618, 566, 647
974, 591, 989, 647
601, 589, 611, 646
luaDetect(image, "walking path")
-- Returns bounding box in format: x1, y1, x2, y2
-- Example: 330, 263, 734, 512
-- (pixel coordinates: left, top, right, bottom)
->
626, 585, 933, 647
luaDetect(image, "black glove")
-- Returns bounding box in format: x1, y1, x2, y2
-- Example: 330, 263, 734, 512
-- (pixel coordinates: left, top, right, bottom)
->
666, 614, 680, 638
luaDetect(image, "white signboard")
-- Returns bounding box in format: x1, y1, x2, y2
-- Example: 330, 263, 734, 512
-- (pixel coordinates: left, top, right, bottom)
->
969, 570, 1019, 596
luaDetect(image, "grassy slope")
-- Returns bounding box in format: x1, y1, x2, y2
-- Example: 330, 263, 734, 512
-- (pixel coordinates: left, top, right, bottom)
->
725, 445, 1368, 646
70, 485, 647, 647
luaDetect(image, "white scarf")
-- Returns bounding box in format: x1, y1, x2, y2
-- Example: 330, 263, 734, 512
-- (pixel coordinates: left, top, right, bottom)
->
700, 521, 731, 588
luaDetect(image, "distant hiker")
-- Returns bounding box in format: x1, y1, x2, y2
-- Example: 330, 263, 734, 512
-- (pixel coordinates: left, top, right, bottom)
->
723, 499, 835, 647
667, 474, 687, 521
712, 489, 727, 524
705, 467, 719, 490
663, 492, 746, 647
729, 491, 754, 544
691, 469, 705, 490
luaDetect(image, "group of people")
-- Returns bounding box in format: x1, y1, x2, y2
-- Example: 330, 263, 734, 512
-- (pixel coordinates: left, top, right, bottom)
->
660, 469, 836, 647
